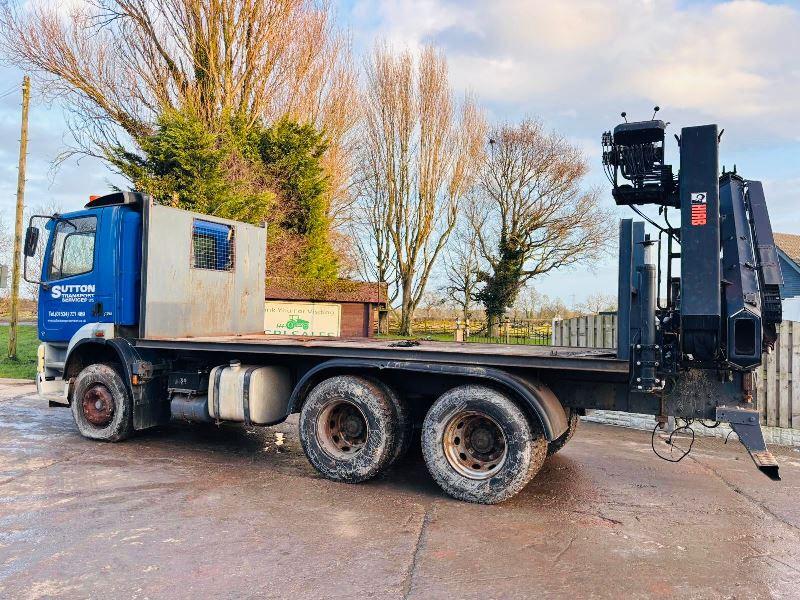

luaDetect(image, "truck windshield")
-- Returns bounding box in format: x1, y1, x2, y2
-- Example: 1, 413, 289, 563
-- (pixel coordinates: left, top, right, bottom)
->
48, 216, 97, 280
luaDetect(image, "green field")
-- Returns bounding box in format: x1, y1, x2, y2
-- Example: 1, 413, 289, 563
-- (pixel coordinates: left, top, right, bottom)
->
0, 325, 39, 380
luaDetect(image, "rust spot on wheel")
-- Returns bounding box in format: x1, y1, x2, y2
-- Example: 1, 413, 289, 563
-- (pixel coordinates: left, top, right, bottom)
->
317, 400, 369, 459
443, 411, 507, 480
81, 384, 114, 427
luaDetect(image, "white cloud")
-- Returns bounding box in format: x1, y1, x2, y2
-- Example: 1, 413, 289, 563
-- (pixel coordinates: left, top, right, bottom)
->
350, 0, 800, 142
345, 0, 800, 303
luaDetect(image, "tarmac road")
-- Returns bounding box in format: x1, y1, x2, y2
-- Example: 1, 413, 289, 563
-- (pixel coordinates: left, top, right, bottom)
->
1, 379, 799, 600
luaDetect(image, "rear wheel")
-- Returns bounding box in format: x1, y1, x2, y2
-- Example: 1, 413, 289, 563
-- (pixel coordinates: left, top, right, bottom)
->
382, 381, 413, 467
422, 385, 547, 504
299, 375, 408, 483
71, 363, 133, 442
547, 409, 580, 456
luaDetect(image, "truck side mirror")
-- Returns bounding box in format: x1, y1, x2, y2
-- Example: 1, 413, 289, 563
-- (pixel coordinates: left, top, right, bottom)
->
24, 226, 39, 257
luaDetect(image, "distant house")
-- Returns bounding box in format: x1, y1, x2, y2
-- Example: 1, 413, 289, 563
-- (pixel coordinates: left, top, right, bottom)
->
774, 233, 800, 321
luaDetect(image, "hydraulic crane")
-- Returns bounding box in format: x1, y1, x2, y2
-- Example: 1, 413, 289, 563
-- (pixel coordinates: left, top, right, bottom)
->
603, 109, 784, 478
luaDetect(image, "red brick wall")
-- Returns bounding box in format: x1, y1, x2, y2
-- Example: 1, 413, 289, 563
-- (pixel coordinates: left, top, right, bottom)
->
340, 303, 375, 337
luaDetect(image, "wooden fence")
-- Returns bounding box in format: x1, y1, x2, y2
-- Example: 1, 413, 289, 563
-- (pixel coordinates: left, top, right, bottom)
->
551, 313, 617, 349
757, 321, 800, 428
553, 314, 800, 429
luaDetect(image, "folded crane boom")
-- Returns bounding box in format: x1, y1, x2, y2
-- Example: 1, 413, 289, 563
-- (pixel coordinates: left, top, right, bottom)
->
604, 110, 784, 479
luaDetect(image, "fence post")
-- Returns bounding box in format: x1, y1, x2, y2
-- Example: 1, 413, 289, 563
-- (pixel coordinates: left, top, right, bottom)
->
612, 313, 618, 348
454, 318, 464, 342
756, 354, 767, 425
779, 323, 790, 429
791, 321, 799, 429
766, 331, 778, 427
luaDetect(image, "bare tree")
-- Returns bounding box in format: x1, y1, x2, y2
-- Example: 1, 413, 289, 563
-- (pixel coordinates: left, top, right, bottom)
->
441, 219, 482, 323
512, 287, 574, 322
348, 149, 399, 333
575, 292, 617, 315
349, 144, 398, 299
0, 211, 11, 264
358, 44, 485, 335
0, 0, 358, 218
472, 119, 612, 331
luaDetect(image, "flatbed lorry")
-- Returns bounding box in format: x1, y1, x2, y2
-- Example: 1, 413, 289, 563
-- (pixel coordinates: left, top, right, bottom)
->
27, 116, 784, 503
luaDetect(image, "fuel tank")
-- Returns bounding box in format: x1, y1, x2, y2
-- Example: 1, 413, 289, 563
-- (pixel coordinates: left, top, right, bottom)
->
208, 361, 292, 425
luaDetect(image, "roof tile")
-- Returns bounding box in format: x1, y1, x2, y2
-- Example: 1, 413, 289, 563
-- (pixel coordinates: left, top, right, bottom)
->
265, 277, 388, 304
774, 233, 800, 265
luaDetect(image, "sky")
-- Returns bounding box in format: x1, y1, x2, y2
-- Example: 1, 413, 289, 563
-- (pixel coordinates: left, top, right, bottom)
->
0, 0, 798, 305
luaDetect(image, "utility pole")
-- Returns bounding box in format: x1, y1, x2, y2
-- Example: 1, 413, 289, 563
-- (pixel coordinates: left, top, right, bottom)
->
9, 75, 30, 360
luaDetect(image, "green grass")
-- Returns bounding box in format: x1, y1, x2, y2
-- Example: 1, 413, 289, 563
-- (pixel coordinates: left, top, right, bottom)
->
0, 325, 39, 380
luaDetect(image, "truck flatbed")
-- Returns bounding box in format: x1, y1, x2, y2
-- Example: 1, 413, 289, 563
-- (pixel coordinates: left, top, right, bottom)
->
135, 335, 628, 375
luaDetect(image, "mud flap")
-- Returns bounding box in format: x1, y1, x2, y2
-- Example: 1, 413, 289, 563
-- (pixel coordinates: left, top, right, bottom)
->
716, 406, 780, 481
131, 360, 170, 430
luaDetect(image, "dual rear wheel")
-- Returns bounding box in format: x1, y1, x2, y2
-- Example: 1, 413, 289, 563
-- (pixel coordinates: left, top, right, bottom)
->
299, 376, 556, 504
421, 385, 548, 504
299, 375, 412, 483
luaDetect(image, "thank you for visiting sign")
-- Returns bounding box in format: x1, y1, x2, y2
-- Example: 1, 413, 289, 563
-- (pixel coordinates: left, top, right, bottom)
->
264, 301, 341, 336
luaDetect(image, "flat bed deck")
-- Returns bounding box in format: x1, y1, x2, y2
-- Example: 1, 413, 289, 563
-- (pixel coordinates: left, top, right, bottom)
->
135, 335, 628, 375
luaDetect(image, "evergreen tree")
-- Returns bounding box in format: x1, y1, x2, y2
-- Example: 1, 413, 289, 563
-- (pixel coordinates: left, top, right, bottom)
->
256, 119, 338, 278
110, 110, 338, 280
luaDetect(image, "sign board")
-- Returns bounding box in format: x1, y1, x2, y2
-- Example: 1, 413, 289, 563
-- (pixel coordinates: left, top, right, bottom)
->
264, 301, 341, 337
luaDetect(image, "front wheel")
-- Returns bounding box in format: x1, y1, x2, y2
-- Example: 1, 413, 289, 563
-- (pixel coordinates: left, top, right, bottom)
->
71, 363, 133, 442
422, 385, 547, 504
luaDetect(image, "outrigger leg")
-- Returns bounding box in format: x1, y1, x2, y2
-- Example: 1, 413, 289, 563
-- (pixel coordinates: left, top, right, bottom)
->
716, 406, 780, 481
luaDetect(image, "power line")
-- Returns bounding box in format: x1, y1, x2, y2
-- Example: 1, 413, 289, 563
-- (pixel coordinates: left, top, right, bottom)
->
0, 86, 19, 100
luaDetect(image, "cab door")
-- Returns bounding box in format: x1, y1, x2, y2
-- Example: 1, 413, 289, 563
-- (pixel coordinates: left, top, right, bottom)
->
38, 210, 111, 343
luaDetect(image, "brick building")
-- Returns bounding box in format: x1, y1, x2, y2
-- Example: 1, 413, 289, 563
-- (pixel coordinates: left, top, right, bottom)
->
264, 278, 388, 338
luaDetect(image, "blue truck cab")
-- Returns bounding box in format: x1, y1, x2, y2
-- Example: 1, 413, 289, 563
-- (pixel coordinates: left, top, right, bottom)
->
28, 191, 258, 414
28, 192, 144, 398
38, 200, 141, 342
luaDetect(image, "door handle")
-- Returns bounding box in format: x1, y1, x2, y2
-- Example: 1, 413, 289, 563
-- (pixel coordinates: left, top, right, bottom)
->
92, 302, 103, 317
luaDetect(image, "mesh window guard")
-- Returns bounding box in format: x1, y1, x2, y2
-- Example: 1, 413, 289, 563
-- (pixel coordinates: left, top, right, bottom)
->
191, 219, 235, 271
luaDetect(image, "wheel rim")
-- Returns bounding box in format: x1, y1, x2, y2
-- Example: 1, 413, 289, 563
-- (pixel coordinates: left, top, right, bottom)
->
317, 400, 369, 459
81, 383, 115, 427
443, 410, 507, 479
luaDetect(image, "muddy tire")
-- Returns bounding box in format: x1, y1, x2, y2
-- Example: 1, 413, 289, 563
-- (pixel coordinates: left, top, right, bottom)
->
299, 375, 403, 483
71, 363, 133, 442
379, 380, 413, 468
547, 409, 579, 456
422, 385, 547, 504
